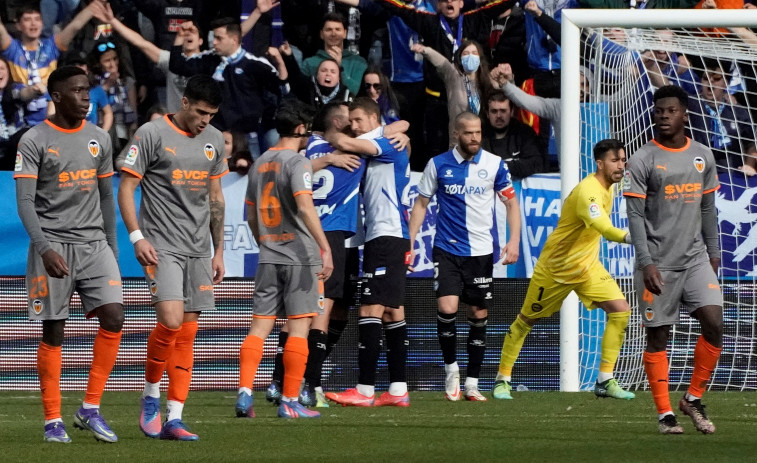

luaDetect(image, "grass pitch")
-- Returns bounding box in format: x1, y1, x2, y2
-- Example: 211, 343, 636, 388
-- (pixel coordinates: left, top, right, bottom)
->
0, 391, 755, 462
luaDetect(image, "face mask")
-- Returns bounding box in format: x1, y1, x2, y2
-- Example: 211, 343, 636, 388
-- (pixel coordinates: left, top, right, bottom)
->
461, 54, 480, 73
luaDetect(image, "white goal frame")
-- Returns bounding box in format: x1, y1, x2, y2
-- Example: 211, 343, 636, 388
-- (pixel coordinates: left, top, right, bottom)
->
559, 9, 757, 391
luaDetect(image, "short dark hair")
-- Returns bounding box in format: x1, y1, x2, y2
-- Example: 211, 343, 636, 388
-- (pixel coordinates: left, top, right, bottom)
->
313, 101, 348, 133
183, 75, 223, 107
487, 90, 511, 108
275, 99, 316, 137
16, 6, 41, 22
593, 138, 625, 161
210, 17, 242, 39
653, 85, 688, 108
321, 12, 347, 30
47, 66, 87, 94
349, 97, 380, 119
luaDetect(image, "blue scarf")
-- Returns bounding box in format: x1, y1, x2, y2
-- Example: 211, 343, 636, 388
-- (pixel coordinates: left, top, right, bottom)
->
705, 103, 731, 150
213, 47, 245, 82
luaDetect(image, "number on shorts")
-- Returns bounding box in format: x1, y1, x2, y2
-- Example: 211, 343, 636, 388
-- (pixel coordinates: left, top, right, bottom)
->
29, 275, 49, 299
312, 169, 335, 200
537, 286, 544, 301
642, 289, 654, 304
260, 181, 282, 227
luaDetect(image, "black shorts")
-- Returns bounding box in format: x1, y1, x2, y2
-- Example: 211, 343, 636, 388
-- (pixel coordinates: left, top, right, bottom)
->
361, 236, 410, 309
433, 247, 493, 309
341, 245, 361, 304
324, 231, 346, 300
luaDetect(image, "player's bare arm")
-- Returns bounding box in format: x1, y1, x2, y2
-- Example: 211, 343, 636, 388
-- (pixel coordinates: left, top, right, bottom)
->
407, 195, 431, 272
295, 193, 334, 281
117, 173, 158, 266
500, 195, 521, 265
209, 177, 226, 284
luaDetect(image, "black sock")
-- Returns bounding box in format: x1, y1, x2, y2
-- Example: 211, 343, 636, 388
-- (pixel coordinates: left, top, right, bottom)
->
437, 311, 457, 365
357, 317, 382, 386
384, 320, 408, 384
271, 330, 288, 384
304, 329, 328, 388
325, 318, 348, 357
466, 317, 487, 379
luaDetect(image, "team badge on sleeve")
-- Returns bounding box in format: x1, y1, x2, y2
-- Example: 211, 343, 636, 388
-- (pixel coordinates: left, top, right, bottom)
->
589, 202, 601, 219
88, 140, 101, 157
303, 172, 312, 190
125, 145, 139, 166
14, 152, 22, 171
693, 156, 705, 173
32, 299, 44, 314
622, 170, 631, 190
204, 143, 216, 161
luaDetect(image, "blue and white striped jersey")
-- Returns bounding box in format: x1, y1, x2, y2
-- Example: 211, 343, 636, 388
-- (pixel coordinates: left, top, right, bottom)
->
362, 128, 411, 241
305, 134, 365, 237
417, 148, 515, 256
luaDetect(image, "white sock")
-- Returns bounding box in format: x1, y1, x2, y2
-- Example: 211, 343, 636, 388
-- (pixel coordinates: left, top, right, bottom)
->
142, 381, 160, 399
356, 384, 375, 397
464, 377, 478, 390
281, 396, 297, 403
165, 400, 184, 422
597, 372, 614, 383
238, 387, 252, 396
685, 392, 700, 402
659, 410, 675, 420
82, 402, 99, 410
44, 418, 63, 425
388, 382, 407, 396
314, 386, 324, 394
444, 362, 459, 374
495, 373, 512, 382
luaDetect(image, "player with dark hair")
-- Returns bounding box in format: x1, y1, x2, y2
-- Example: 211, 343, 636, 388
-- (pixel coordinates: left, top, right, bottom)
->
409, 111, 520, 401
15, 65, 123, 443
325, 96, 413, 407
493, 137, 635, 402
235, 99, 334, 419
119, 74, 228, 441
625, 85, 723, 435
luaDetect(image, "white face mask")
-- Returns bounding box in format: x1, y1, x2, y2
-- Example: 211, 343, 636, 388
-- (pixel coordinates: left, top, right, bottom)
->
461, 54, 480, 73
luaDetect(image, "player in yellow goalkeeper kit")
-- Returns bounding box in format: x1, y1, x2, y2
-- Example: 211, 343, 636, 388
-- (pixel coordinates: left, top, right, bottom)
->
493, 138, 635, 400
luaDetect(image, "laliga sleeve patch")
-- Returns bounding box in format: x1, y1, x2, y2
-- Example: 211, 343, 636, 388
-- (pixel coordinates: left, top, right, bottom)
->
125, 145, 139, 166
622, 170, 631, 190
303, 171, 312, 190
589, 202, 601, 219
14, 152, 22, 172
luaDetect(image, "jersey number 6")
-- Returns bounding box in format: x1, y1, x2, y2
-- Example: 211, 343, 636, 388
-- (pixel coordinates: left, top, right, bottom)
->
260, 181, 282, 227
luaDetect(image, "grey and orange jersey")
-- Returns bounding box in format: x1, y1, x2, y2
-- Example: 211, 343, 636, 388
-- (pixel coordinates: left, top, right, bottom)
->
245, 148, 321, 265
14, 120, 113, 243
121, 115, 228, 257
623, 138, 719, 270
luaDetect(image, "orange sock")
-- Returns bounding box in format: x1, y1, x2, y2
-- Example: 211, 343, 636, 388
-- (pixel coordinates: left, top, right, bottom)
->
145, 323, 180, 383
643, 350, 672, 414
167, 321, 198, 403
688, 336, 722, 398
239, 335, 265, 389
283, 336, 309, 399
38, 342, 62, 420
84, 328, 122, 406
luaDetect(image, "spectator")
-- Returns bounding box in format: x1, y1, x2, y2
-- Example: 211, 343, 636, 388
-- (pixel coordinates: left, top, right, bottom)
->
482, 91, 546, 179
356, 66, 401, 124
89, 40, 138, 152
41, 0, 81, 38
579, 0, 699, 7
300, 12, 368, 96
0, 57, 27, 170
0, 2, 98, 126
282, 42, 353, 110
687, 61, 757, 175
223, 130, 253, 175
145, 103, 167, 121
522, 0, 575, 99
169, 17, 288, 159
411, 39, 495, 149
483, 4, 529, 85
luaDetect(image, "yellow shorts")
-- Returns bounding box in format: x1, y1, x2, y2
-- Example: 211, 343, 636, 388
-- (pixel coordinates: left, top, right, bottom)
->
520, 261, 625, 319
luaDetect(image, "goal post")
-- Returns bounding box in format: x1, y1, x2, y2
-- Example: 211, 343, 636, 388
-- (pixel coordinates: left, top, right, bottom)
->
559, 9, 757, 392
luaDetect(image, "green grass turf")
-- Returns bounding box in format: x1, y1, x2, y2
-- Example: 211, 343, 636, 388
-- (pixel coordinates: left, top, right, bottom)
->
0, 391, 756, 462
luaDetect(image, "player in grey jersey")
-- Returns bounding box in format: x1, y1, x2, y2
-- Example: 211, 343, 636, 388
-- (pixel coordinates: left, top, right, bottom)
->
14, 66, 124, 443
624, 85, 723, 435
119, 75, 227, 441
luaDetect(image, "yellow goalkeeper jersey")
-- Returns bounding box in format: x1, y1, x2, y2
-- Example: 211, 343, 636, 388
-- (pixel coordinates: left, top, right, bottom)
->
536, 173, 626, 284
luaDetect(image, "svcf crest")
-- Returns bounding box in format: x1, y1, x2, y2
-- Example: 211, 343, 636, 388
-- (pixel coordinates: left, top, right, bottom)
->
693, 156, 705, 173
204, 143, 215, 161
150, 281, 158, 296
88, 140, 101, 157
644, 307, 654, 321
32, 299, 44, 314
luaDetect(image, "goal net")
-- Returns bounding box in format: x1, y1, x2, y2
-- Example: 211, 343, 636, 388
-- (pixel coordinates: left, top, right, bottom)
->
561, 9, 757, 391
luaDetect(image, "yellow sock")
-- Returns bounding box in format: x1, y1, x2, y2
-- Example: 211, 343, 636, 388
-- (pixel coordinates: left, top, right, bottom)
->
497, 317, 532, 377
600, 311, 630, 375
